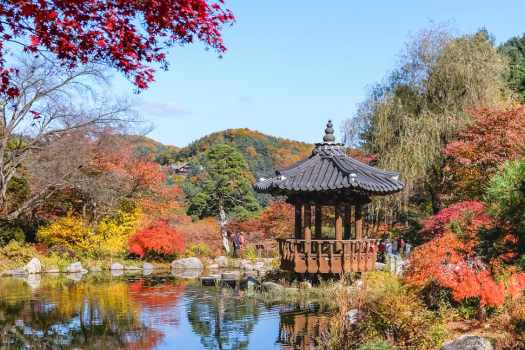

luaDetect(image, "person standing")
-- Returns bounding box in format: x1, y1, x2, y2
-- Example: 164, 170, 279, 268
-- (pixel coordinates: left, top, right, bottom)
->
233, 232, 241, 258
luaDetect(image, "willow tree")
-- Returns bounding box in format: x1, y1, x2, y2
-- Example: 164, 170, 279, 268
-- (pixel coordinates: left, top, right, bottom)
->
344, 27, 514, 216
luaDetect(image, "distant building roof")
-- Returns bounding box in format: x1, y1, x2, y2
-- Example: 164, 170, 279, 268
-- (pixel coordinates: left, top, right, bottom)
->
254, 121, 404, 195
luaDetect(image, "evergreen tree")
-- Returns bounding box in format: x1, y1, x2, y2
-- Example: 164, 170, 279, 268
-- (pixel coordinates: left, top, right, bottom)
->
185, 144, 260, 220
499, 33, 525, 101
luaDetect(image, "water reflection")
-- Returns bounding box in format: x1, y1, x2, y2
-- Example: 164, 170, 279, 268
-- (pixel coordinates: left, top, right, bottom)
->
0, 274, 329, 350
186, 287, 260, 350
277, 307, 330, 350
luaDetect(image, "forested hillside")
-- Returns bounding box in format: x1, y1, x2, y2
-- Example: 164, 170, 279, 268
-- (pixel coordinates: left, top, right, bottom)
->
173, 128, 313, 178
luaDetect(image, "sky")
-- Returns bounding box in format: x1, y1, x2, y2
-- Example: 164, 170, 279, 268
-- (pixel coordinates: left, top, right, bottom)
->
112, 1, 525, 147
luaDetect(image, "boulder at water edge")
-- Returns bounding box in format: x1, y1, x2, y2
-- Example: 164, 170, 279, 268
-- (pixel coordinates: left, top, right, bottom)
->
24, 258, 42, 274
66, 262, 86, 273
143, 262, 154, 270
261, 281, 284, 292
171, 257, 203, 270
214, 256, 228, 268
111, 263, 124, 270
441, 335, 493, 350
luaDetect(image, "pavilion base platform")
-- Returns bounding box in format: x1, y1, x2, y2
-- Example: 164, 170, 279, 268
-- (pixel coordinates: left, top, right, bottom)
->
277, 238, 378, 274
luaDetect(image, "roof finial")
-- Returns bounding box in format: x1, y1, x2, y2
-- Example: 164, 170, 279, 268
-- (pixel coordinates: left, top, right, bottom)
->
323, 120, 336, 143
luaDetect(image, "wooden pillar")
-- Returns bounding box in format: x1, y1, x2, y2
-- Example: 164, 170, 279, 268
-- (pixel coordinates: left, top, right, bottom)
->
314, 205, 322, 238
294, 203, 302, 239
343, 204, 352, 240
335, 204, 343, 253
355, 203, 363, 240
303, 203, 312, 254
335, 204, 343, 241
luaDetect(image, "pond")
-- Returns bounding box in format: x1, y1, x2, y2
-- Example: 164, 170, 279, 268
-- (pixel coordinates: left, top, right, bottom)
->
0, 273, 329, 350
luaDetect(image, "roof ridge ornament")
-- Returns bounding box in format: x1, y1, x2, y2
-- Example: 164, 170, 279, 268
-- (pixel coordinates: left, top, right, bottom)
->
323, 120, 336, 143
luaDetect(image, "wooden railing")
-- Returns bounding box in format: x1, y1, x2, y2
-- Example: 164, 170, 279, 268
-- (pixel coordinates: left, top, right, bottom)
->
277, 238, 378, 274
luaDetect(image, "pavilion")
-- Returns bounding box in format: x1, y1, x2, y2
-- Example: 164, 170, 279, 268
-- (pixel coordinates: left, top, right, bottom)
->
254, 121, 404, 274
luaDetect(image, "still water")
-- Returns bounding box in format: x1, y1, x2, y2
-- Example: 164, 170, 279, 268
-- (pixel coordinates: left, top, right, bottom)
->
0, 273, 328, 350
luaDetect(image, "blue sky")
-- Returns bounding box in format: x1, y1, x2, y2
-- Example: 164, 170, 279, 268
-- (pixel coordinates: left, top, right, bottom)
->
113, 1, 525, 147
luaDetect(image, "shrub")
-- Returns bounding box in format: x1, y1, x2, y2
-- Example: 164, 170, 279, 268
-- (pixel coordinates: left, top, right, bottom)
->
93, 209, 141, 258
356, 273, 448, 349
128, 220, 185, 260
0, 240, 38, 265
36, 214, 91, 252
185, 243, 213, 258
0, 221, 25, 246
357, 340, 396, 350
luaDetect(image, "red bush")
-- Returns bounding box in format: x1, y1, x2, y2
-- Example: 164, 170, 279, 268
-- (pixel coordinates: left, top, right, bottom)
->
128, 221, 185, 259
406, 201, 525, 307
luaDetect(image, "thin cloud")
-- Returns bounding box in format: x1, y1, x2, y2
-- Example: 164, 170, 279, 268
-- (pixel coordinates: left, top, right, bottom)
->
138, 100, 190, 118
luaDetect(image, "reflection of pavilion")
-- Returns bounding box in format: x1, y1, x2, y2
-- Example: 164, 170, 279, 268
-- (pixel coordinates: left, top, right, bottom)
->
277, 309, 330, 350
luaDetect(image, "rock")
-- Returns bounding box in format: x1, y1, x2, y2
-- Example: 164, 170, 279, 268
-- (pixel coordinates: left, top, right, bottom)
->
261, 281, 284, 292
24, 258, 42, 274
346, 309, 359, 325
143, 269, 153, 276
111, 263, 124, 270
66, 262, 84, 273
441, 335, 493, 350
45, 267, 60, 274
172, 269, 201, 279
214, 256, 228, 268
89, 266, 102, 272
207, 263, 219, 270
254, 261, 265, 270
284, 287, 299, 294
7, 268, 27, 276
240, 260, 254, 270
143, 262, 154, 270
171, 257, 203, 270
221, 271, 241, 280
299, 281, 312, 289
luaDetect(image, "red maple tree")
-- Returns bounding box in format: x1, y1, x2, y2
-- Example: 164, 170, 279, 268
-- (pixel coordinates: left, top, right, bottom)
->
442, 106, 525, 203
0, 0, 234, 95
128, 220, 185, 259
405, 200, 525, 308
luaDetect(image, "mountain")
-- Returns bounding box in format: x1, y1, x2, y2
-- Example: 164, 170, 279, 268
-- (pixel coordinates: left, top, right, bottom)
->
173, 128, 313, 179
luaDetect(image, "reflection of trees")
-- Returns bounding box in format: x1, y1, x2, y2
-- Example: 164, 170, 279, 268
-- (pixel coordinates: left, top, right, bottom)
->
0, 276, 163, 350
129, 277, 187, 326
186, 286, 261, 350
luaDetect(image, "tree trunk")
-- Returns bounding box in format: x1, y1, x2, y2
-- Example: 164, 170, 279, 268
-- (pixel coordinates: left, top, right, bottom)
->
219, 200, 230, 254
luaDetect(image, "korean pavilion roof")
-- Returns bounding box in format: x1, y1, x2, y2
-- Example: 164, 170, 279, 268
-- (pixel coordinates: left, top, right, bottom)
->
254, 121, 405, 196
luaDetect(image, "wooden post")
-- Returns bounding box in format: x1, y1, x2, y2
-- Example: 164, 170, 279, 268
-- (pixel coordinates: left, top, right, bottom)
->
314, 204, 322, 238
356, 203, 363, 240
294, 203, 302, 239
303, 203, 312, 244
344, 204, 352, 240
335, 204, 343, 252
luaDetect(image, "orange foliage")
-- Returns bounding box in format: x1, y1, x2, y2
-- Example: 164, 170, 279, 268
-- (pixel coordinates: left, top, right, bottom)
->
443, 106, 525, 202
92, 139, 184, 223
128, 220, 185, 259
129, 278, 187, 311
405, 201, 525, 307
259, 200, 294, 238
176, 217, 222, 255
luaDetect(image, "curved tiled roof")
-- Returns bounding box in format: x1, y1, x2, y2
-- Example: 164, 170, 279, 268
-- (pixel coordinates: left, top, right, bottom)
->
254, 121, 404, 196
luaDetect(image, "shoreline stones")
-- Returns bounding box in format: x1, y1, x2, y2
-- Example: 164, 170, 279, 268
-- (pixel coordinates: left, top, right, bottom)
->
441, 335, 493, 350
111, 263, 124, 271
66, 262, 87, 274
171, 257, 203, 270
261, 281, 283, 292
24, 258, 42, 274
215, 256, 228, 268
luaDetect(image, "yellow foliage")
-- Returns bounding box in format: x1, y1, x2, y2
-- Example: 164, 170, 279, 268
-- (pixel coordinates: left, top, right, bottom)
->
37, 209, 141, 258
93, 209, 141, 257
36, 214, 92, 252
